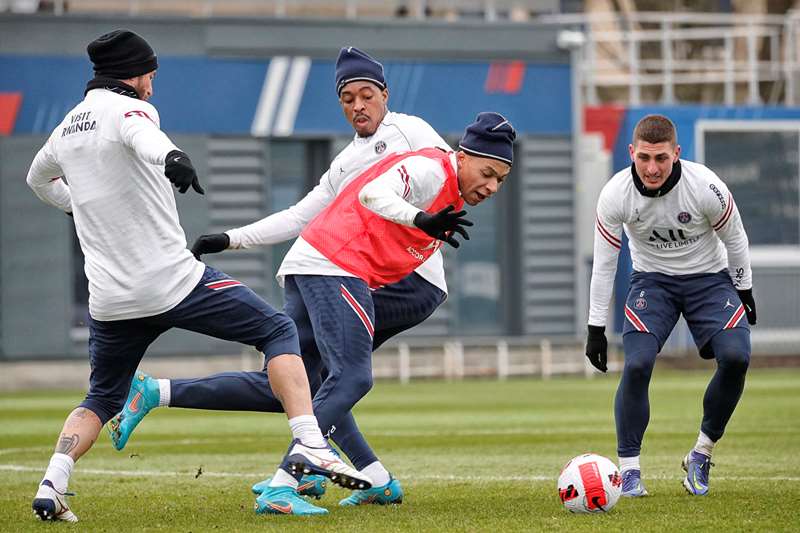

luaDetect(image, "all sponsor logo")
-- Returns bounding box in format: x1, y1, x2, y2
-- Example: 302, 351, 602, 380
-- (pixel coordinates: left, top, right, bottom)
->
648, 228, 700, 249
649, 228, 686, 242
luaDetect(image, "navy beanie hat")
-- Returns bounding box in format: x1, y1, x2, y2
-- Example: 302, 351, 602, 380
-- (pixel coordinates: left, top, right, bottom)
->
88, 29, 158, 79
459, 112, 516, 165
335, 46, 386, 96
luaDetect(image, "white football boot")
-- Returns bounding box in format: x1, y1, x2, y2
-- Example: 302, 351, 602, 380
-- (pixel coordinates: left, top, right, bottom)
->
32, 480, 78, 522
283, 439, 373, 490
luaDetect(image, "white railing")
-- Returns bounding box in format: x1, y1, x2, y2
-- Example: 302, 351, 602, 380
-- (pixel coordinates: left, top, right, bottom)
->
542, 11, 800, 106
369, 338, 618, 381
237, 336, 620, 382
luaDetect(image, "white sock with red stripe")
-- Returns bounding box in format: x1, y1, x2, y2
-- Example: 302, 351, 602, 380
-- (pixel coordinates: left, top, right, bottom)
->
289, 415, 327, 448
618, 456, 640, 473
693, 431, 715, 457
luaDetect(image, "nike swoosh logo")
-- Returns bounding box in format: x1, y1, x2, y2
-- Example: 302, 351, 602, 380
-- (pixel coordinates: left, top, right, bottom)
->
298, 480, 316, 492
304, 450, 339, 469
128, 392, 142, 413
267, 501, 292, 514
693, 470, 706, 490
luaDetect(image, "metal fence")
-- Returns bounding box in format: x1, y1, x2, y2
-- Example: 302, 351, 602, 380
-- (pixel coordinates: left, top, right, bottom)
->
540, 11, 800, 106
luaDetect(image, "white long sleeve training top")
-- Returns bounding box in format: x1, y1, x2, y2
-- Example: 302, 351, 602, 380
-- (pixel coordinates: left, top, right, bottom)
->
26, 88, 204, 321
226, 111, 452, 292
588, 159, 752, 327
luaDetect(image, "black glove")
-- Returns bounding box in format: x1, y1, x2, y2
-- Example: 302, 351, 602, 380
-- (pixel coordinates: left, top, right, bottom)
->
737, 289, 757, 325
413, 205, 473, 248
585, 325, 608, 372
165, 150, 205, 195
191, 233, 230, 259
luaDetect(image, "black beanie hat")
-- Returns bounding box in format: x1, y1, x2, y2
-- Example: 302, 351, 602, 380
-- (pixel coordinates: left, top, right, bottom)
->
87, 29, 158, 79
459, 112, 516, 165
335, 46, 386, 96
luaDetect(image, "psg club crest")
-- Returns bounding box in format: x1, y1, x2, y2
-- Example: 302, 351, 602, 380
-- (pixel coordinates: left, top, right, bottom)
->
374, 141, 387, 154
634, 290, 647, 310
677, 211, 691, 223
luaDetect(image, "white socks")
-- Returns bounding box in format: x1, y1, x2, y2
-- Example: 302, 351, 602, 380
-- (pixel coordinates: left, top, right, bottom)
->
267, 416, 326, 489
157, 379, 171, 407
268, 467, 299, 489
694, 431, 716, 457
43, 453, 74, 493
288, 415, 327, 448
618, 434, 715, 476
618, 455, 640, 473
361, 461, 390, 487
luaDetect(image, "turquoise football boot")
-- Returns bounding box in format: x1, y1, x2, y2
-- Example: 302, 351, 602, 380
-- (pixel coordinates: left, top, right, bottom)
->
107, 371, 160, 450
339, 476, 403, 506
255, 485, 328, 516
252, 475, 327, 499
682, 450, 713, 496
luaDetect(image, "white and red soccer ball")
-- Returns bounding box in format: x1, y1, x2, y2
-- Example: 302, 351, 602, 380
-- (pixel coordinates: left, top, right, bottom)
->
557, 453, 622, 513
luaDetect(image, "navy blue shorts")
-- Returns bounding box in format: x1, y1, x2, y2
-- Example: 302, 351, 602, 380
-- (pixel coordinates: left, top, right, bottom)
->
270, 272, 445, 372
81, 266, 299, 423
371, 273, 447, 349
622, 269, 749, 351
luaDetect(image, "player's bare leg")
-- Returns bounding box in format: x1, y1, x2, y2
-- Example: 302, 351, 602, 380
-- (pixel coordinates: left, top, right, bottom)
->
33, 407, 102, 521
266, 354, 315, 418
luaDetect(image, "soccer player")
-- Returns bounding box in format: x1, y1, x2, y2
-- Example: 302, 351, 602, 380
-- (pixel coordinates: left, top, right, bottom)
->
585, 114, 756, 497
25, 29, 368, 521
109, 47, 509, 509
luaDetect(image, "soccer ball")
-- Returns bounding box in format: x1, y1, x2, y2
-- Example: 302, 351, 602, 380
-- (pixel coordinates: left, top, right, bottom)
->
557, 453, 622, 513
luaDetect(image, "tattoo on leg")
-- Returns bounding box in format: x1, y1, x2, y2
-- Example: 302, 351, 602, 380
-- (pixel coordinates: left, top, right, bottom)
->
56, 433, 80, 455
73, 408, 91, 419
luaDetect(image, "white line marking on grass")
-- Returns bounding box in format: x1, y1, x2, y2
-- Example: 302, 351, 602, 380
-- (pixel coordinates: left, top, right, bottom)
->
0, 438, 260, 457
2, 464, 799, 482
0, 464, 249, 478
370, 427, 617, 437
0, 447, 44, 456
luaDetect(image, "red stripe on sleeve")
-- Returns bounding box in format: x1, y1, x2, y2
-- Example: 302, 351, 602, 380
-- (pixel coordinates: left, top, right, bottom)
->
713, 194, 734, 230
596, 217, 621, 249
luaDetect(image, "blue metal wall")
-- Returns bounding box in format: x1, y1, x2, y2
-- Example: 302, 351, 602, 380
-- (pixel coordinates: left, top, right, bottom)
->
0, 55, 571, 136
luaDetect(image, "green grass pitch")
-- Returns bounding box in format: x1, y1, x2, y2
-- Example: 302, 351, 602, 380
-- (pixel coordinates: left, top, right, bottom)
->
1, 367, 798, 531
